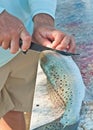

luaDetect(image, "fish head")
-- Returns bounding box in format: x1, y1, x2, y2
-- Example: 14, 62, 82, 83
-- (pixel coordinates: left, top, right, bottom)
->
39, 50, 75, 76
40, 50, 58, 66
39, 50, 63, 85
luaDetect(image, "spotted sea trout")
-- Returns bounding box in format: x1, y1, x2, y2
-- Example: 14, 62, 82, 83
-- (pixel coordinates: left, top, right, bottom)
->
39, 50, 85, 129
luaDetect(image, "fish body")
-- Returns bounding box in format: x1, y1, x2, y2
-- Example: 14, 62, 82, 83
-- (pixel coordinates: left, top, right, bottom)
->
39, 50, 85, 128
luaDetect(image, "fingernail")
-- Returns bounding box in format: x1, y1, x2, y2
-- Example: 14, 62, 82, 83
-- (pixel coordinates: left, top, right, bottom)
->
46, 44, 51, 48
22, 50, 28, 54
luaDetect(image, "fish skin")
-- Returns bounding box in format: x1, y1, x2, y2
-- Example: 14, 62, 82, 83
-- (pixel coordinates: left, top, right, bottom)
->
39, 50, 85, 128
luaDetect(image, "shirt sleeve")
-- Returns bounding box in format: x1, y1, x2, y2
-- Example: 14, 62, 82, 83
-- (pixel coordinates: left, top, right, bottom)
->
0, 6, 5, 14
29, 0, 57, 19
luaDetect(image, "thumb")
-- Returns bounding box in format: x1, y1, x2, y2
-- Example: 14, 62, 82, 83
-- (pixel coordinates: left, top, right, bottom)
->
33, 37, 53, 48
41, 39, 52, 47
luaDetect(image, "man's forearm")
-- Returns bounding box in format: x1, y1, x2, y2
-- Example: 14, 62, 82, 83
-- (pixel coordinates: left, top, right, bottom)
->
33, 13, 54, 27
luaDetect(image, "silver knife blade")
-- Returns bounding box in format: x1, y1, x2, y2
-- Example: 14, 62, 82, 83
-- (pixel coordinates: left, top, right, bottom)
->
19, 40, 79, 56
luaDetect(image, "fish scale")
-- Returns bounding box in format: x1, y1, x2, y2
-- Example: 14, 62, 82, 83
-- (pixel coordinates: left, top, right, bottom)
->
47, 81, 66, 109
40, 50, 85, 129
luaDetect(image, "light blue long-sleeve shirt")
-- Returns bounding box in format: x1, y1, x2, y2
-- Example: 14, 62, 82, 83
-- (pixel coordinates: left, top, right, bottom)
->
0, 0, 57, 67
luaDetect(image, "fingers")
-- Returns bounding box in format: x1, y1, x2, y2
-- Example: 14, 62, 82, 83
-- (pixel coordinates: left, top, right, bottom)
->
50, 31, 76, 53
50, 31, 65, 49
0, 11, 31, 54
0, 27, 31, 54
1, 41, 10, 50
53, 35, 71, 50
10, 28, 31, 53
32, 23, 76, 53
20, 27, 31, 51
68, 36, 76, 53
0, 34, 10, 49
55, 35, 76, 52
10, 36, 19, 54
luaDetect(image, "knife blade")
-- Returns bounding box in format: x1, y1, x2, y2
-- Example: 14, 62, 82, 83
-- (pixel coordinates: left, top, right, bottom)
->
19, 40, 79, 56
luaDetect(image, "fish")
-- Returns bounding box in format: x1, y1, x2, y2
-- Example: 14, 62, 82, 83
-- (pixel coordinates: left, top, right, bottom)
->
39, 50, 85, 129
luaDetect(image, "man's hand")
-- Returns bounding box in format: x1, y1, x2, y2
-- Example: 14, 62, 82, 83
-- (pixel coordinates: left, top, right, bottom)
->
0, 11, 31, 53
32, 14, 76, 53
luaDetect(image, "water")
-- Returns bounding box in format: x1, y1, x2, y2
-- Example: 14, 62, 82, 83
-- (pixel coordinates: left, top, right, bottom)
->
55, 0, 93, 44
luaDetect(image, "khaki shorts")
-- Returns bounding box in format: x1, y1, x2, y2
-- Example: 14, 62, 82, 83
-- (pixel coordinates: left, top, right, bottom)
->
0, 50, 40, 118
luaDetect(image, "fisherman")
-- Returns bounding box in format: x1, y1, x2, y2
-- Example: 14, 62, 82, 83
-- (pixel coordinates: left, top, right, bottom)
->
0, 0, 76, 130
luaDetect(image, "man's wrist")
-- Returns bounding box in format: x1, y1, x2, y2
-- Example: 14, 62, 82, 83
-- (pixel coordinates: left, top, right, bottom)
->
33, 13, 54, 27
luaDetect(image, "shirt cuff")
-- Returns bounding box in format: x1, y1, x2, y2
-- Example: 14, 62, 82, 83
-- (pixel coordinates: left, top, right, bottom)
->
30, 0, 57, 19
0, 6, 5, 14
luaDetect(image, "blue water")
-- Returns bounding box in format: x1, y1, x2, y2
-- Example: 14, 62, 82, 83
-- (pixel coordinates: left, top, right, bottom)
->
55, 0, 93, 44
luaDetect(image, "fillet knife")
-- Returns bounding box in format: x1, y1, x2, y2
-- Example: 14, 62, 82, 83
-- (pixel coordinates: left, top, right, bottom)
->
19, 40, 79, 56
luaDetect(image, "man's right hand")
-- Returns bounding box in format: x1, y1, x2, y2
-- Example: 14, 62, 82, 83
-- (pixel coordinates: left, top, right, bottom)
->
0, 11, 31, 54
